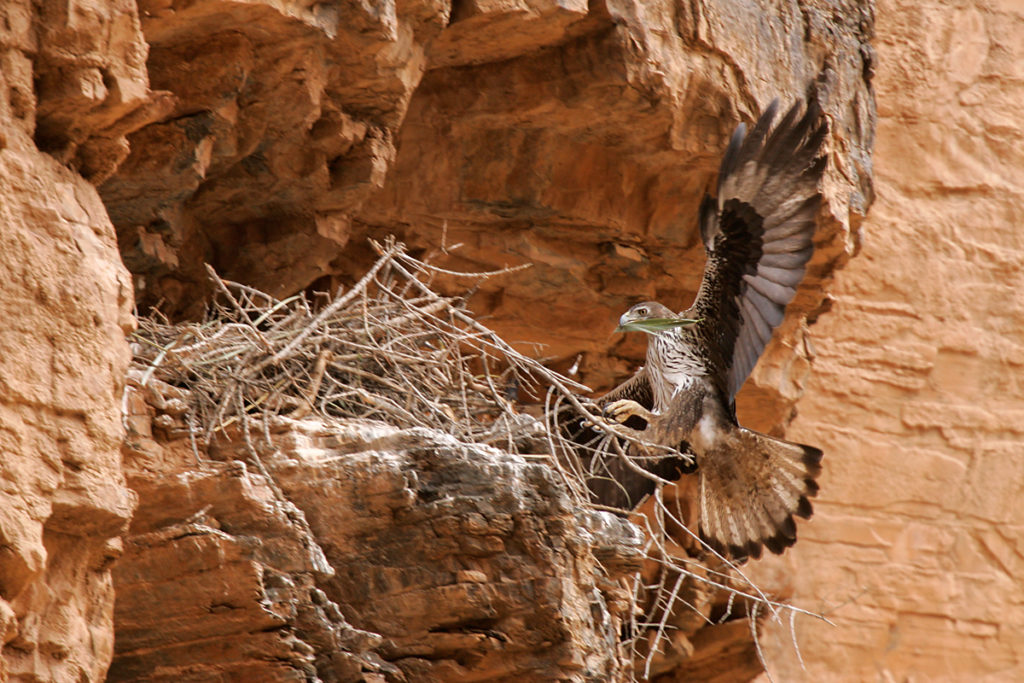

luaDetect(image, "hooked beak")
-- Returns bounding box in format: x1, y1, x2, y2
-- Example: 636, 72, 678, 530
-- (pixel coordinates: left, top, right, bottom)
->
615, 317, 702, 334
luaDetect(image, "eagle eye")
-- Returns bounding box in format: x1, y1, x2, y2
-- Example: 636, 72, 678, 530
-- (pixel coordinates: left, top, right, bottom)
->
634, 306, 649, 317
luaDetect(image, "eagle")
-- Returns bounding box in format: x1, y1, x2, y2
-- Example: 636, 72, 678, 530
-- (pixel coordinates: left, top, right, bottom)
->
582, 99, 827, 561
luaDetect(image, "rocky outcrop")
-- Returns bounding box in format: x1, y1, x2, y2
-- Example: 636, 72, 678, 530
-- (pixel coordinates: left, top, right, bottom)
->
0, 0, 911, 681
97, 0, 874, 400
748, 0, 1024, 679
7, 0, 1024, 680
116, 388, 649, 681
89, 3, 872, 681
0, 28, 137, 681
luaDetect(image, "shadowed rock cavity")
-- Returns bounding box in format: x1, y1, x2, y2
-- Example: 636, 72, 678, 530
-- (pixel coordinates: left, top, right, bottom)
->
99, 0, 874, 404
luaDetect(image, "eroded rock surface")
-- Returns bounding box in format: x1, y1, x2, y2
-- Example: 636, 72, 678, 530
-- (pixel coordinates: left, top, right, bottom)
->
98, 0, 874, 404
0, 6, 137, 677
749, 0, 1024, 679
1, 0, 889, 681
117, 392, 648, 681
100, 0, 450, 312
8, 0, 1024, 679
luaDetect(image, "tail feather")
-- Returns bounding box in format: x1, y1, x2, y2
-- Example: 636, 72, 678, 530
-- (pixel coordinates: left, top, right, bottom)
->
698, 428, 822, 560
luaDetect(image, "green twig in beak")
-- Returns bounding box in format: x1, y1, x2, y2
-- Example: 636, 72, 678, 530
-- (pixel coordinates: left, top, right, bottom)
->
615, 317, 702, 333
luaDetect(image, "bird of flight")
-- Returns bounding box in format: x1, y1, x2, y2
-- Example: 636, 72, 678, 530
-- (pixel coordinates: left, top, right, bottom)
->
582, 98, 827, 561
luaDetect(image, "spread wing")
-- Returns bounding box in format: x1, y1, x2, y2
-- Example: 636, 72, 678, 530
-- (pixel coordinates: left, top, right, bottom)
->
692, 99, 828, 399
567, 368, 692, 509
576, 368, 655, 508
595, 366, 653, 422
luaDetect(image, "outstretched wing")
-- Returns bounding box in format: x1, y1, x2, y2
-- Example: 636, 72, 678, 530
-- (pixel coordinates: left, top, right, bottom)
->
692, 99, 828, 399
595, 366, 654, 424
568, 368, 691, 509
575, 368, 654, 508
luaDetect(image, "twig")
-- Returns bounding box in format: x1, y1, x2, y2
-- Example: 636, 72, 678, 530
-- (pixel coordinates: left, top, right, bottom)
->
205, 263, 273, 352
130, 236, 829, 683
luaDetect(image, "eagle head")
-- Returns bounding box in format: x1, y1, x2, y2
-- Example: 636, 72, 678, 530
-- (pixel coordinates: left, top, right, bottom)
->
615, 301, 701, 334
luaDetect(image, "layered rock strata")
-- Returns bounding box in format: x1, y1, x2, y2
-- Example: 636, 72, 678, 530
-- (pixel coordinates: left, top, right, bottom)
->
1, 0, 881, 680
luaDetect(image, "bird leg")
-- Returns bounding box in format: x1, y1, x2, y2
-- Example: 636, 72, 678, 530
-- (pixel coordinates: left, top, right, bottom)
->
604, 399, 656, 425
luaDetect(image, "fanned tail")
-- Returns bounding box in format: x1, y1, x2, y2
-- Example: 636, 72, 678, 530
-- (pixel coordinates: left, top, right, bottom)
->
697, 428, 822, 560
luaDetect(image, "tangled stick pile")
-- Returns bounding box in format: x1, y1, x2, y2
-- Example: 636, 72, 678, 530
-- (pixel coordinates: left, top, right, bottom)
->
133, 239, 591, 453
132, 238, 671, 494
130, 238, 822, 679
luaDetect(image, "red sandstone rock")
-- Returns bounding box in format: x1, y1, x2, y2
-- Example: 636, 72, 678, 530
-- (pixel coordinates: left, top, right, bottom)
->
3, 0, 873, 678
14, 0, 1024, 681
115, 408, 648, 681
748, 1, 1024, 679
0, 21, 137, 681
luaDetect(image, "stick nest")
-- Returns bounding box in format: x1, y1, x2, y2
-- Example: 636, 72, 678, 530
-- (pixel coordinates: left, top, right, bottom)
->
131, 238, 600, 461
130, 237, 819, 680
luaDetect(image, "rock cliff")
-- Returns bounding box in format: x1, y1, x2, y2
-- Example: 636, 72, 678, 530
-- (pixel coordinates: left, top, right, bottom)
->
8, 0, 871, 680
114, 411, 646, 681
0, 16, 137, 677
3, 0, 1021, 680
748, 0, 1024, 679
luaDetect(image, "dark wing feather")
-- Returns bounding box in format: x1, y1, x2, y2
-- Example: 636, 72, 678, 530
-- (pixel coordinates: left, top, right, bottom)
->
691, 99, 827, 399
585, 449, 692, 510
576, 368, 693, 509
582, 368, 654, 508
596, 366, 654, 414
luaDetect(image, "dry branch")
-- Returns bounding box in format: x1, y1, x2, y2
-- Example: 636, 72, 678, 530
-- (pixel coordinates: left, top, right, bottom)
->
130, 237, 824, 681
